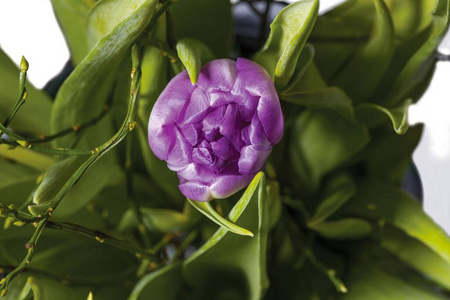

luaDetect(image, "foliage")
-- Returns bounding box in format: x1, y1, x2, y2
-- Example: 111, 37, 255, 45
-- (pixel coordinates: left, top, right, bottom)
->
0, 0, 449, 299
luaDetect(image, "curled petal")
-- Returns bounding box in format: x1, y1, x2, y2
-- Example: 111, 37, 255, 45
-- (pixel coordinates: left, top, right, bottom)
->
181, 123, 202, 146
177, 163, 215, 184
148, 124, 176, 160
234, 58, 277, 97
166, 129, 192, 170
238, 145, 271, 174
179, 87, 210, 125
211, 137, 239, 161
220, 104, 243, 151
256, 94, 284, 144
179, 181, 213, 202
210, 174, 255, 199
150, 71, 194, 126
249, 114, 271, 149
196, 59, 237, 93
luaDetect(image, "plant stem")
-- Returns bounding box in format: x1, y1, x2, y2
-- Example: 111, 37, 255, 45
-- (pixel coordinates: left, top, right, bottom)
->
0, 123, 93, 156
45, 221, 157, 262
1, 56, 29, 132
29, 102, 111, 144
0, 218, 47, 296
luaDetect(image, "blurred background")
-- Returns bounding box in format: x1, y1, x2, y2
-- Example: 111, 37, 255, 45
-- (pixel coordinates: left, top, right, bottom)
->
0, 0, 449, 233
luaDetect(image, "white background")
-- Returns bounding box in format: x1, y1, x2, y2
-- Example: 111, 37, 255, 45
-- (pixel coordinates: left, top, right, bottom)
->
1, 0, 450, 232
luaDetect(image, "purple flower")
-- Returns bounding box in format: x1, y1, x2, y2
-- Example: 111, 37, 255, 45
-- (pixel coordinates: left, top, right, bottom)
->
148, 58, 284, 201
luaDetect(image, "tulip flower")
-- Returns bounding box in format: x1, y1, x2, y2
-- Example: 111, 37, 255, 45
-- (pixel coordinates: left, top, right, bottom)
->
148, 58, 283, 201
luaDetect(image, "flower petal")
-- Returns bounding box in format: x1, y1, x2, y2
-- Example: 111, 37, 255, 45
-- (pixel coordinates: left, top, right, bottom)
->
181, 123, 202, 146
249, 114, 271, 149
256, 94, 284, 144
179, 181, 213, 202
166, 128, 192, 171
177, 163, 215, 184
196, 59, 237, 93
219, 104, 244, 150
150, 71, 194, 126
179, 87, 210, 125
238, 145, 271, 174
148, 124, 176, 160
210, 174, 254, 199
234, 57, 277, 97
211, 137, 239, 161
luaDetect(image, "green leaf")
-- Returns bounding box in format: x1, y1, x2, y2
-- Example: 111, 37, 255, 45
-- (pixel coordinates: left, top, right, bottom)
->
137, 40, 184, 204
49, 0, 158, 217
49, 0, 93, 65
187, 198, 254, 237
183, 172, 268, 300
171, 0, 233, 57
308, 174, 356, 226
281, 43, 315, 93
128, 263, 183, 300
386, 0, 450, 105
343, 263, 448, 300
176, 38, 215, 84
340, 180, 450, 265
309, 218, 372, 241
388, 0, 435, 39
333, 0, 395, 102
254, 0, 319, 90
0, 49, 52, 135
380, 228, 450, 291
18, 277, 81, 300
290, 110, 369, 191
119, 203, 201, 233
87, 0, 151, 49
51, 0, 158, 148
281, 87, 355, 121
359, 124, 423, 184
267, 180, 282, 230
0, 145, 54, 171
356, 99, 411, 134
30, 155, 119, 219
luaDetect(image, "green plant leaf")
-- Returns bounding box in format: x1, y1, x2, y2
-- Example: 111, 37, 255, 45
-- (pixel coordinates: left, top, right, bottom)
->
358, 124, 423, 184
176, 38, 215, 84
280, 43, 315, 93
356, 99, 411, 134
333, 0, 395, 102
267, 180, 282, 230
18, 277, 81, 300
49, 0, 158, 217
119, 203, 201, 233
290, 110, 369, 191
380, 228, 450, 291
171, 0, 233, 57
128, 263, 183, 300
0, 49, 52, 135
87, 0, 150, 49
340, 180, 450, 265
254, 0, 319, 90
183, 172, 268, 300
137, 33, 184, 204
187, 198, 254, 237
0, 145, 54, 171
49, 0, 94, 65
308, 174, 356, 226
30, 155, 118, 219
281, 87, 355, 121
309, 218, 372, 241
343, 263, 448, 300
386, 0, 450, 105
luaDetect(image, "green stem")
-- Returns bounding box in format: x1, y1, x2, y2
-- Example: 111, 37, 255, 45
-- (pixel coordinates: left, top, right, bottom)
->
0, 123, 93, 156
1, 56, 29, 131
45, 221, 157, 262
29, 102, 111, 144
0, 219, 47, 296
